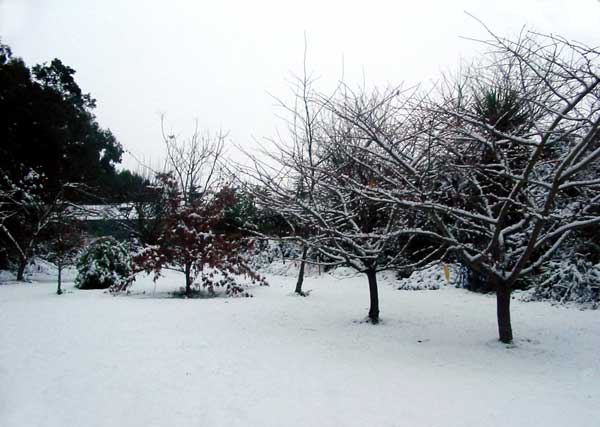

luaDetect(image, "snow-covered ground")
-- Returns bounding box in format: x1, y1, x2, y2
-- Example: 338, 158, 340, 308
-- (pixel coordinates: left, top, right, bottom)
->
1, 266, 599, 427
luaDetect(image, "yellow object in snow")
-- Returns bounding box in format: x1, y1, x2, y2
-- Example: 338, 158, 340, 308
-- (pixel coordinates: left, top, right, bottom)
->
443, 264, 450, 282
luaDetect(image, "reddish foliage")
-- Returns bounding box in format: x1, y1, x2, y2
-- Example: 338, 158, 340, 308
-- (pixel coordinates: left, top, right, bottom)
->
131, 173, 266, 296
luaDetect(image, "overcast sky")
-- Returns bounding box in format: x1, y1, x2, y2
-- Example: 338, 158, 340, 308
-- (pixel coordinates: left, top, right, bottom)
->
1, 0, 599, 171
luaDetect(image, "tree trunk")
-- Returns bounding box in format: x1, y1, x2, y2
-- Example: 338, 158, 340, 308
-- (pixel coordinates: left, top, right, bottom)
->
16, 256, 27, 281
185, 262, 192, 297
57, 262, 63, 295
317, 254, 321, 275
295, 245, 308, 296
366, 269, 380, 324
496, 282, 513, 343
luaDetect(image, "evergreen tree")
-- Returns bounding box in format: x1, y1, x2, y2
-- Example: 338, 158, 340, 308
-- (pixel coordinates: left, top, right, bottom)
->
0, 41, 123, 198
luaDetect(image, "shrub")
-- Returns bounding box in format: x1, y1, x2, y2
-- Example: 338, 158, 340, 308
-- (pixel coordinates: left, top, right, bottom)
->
524, 257, 600, 308
396, 263, 447, 291
75, 237, 132, 289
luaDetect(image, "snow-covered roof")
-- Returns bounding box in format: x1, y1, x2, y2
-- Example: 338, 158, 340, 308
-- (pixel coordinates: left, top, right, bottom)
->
70, 204, 136, 221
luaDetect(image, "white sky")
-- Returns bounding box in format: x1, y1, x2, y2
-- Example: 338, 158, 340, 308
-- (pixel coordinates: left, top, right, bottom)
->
1, 0, 599, 171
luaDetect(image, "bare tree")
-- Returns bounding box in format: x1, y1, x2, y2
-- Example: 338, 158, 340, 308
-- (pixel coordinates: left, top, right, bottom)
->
161, 115, 226, 206
241, 49, 326, 296
352, 28, 600, 342
244, 82, 440, 323
308, 85, 445, 323
0, 170, 82, 281
246, 26, 599, 339
45, 208, 84, 295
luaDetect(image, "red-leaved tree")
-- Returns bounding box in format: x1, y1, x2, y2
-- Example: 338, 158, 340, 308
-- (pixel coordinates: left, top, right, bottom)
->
131, 173, 266, 297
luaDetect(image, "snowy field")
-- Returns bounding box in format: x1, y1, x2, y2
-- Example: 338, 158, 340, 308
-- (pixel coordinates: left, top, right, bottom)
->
1, 265, 599, 427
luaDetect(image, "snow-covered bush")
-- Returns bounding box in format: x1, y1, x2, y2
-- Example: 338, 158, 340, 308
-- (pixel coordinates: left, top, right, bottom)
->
396, 263, 449, 291
75, 237, 132, 290
249, 239, 304, 269
523, 257, 600, 308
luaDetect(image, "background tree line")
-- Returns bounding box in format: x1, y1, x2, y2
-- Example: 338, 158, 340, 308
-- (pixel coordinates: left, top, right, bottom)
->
0, 41, 150, 274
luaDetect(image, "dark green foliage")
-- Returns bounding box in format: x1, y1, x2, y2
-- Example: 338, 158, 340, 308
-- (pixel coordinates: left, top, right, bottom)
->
75, 237, 132, 289
219, 187, 258, 234
83, 219, 137, 240
106, 170, 151, 203
253, 206, 294, 237
472, 86, 528, 134
0, 41, 150, 275
219, 186, 293, 237
0, 41, 123, 199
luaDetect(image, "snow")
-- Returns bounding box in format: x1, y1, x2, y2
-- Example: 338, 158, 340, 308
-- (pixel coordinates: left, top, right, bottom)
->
73, 204, 136, 221
395, 263, 451, 290
1, 266, 599, 427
